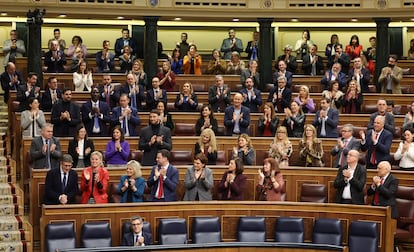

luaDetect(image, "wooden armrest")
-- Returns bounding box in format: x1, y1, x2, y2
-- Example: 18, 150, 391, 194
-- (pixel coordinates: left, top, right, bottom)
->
399, 217, 414, 224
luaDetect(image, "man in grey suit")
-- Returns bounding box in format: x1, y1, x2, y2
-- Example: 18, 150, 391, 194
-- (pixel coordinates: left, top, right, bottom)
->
333, 150, 366, 205
331, 124, 361, 168
2, 29, 25, 66
208, 75, 231, 113
220, 28, 243, 60
30, 123, 62, 169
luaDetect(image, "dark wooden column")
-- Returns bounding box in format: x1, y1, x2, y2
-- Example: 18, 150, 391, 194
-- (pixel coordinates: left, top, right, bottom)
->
26, 9, 45, 86
143, 16, 159, 85
373, 17, 391, 89
257, 18, 274, 91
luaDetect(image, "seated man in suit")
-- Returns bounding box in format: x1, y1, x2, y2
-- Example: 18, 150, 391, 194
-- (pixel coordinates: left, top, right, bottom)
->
360, 115, 393, 169
81, 87, 111, 137
333, 150, 366, 205
367, 99, 395, 133
331, 124, 361, 168
239, 77, 262, 113
44, 154, 79, 205
41, 76, 62, 112
224, 93, 250, 136
367, 161, 399, 218
0, 62, 22, 103
122, 216, 153, 246
30, 123, 62, 170
312, 97, 339, 138
146, 149, 179, 202
111, 93, 141, 137
139, 110, 172, 166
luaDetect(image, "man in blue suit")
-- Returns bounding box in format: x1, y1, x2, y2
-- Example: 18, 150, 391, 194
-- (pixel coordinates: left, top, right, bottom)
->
361, 115, 393, 169
111, 94, 141, 137
312, 98, 339, 138
114, 28, 139, 57
122, 216, 153, 246
81, 87, 111, 136
273, 60, 293, 88
239, 77, 262, 113
320, 62, 347, 90
147, 150, 179, 202
224, 93, 251, 136
146, 76, 167, 111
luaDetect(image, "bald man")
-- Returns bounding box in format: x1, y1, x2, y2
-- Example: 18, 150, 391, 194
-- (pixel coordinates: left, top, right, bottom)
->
333, 150, 366, 205
367, 161, 399, 218
224, 93, 250, 136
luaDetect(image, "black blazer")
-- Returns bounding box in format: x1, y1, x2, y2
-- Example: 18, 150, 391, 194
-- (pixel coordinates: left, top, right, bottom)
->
145, 89, 167, 111
51, 101, 81, 137
333, 164, 366, 205
81, 100, 111, 136
195, 117, 218, 136
120, 83, 145, 111
194, 142, 217, 165
367, 173, 399, 218
111, 106, 141, 136
44, 168, 79, 205
138, 124, 172, 166
302, 54, 324, 75
98, 84, 120, 110
41, 88, 62, 112
267, 87, 292, 113
67, 139, 95, 168
121, 231, 153, 246
0, 70, 23, 103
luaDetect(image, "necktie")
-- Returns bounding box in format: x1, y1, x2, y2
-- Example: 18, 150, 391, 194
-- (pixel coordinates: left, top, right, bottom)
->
339, 140, 348, 167
155, 90, 159, 101
157, 174, 164, 199
122, 109, 128, 134
106, 86, 110, 106
370, 133, 379, 165
373, 177, 384, 205
45, 140, 51, 169
311, 56, 316, 76
131, 86, 137, 109
135, 235, 139, 245
251, 46, 257, 61
32, 116, 36, 137
93, 103, 100, 132
62, 172, 67, 192
320, 115, 326, 137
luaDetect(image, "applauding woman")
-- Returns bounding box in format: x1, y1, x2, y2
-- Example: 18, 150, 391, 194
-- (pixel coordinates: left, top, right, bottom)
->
117, 160, 145, 203
183, 44, 202, 75
342, 79, 363, 113
403, 101, 414, 130
196, 104, 218, 135
257, 102, 279, 137
174, 82, 199, 111
217, 157, 246, 200
256, 158, 285, 201
269, 126, 292, 167
80, 151, 109, 204
183, 153, 214, 201
232, 133, 255, 165
158, 61, 176, 92
283, 101, 306, 138
299, 124, 324, 167
194, 128, 218, 165
394, 128, 414, 171
130, 59, 148, 89
21, 97, 46, 138
105, 126, 130, 165
73, 60, 93, 92
68, 124, 94, 168
294, 85, 315, 113
206, 49, 226, 75
168, 48, 183, 75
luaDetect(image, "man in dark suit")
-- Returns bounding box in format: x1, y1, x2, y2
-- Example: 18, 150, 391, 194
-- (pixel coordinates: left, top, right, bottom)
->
367, 99, 395, 133
367, 161, 399, 218
51, 88, 81, 137
320, 62, 347, 90
333, 150, 366, 205
81, 87, 111, 137
139, 110, 172, 166
44, 154, 79, 205
114, 28, 139, 57
98, 74, 120, 110
348, 56, 371, 93
276, 45, 298, 73
120, 73, 145, 111
273, 59, 293, 88
44, 40, 66, 73
245, 31, 259, 60
0, 62, 22, 103
239, 77, 262, 113
122, 216, 153, 246
302, 44, 324, 75
268, 76, 292, 113
146, 149, 179, 202
327, 44, 350, 75
16, 72, 40, 112
312, 98, 339, 138
145, 76, 167, 111
331, 124, 361, 168
30, 123, 62, 169
224, 93, 251, 136
361, 115, 393, 169
111, 94, 141, 137
208, 75, 231, 113
41, 76, 62, 112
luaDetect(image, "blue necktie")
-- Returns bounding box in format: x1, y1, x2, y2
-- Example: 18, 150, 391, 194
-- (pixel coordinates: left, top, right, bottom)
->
251, 46, 257, 61
131, 92, 137, 109
62, 172, 67, 192
93, 104, 100, 132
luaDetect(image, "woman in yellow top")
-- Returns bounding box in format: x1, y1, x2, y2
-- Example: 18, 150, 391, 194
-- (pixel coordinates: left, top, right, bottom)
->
183, 44, 202, 75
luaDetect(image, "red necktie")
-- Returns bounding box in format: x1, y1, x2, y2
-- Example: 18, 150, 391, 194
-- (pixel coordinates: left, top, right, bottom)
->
370, 133, 379, 165
373, 178, 384, 205
157, 175, 164, 199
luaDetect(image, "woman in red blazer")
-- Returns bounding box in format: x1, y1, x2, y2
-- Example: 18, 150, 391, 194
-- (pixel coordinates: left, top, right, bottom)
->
80, 151, 109, 204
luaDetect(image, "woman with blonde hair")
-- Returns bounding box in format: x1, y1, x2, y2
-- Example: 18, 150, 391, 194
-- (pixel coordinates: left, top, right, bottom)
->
294, 85, 315, 113
232, 133, 255, 165
194, 128, 218, 165
342, 79, 363, 113
299, 124, 324, 167
257, 102, 279, 137
130, 59, 148, 89
158, 61, 176, 91
269, 126, 292, 167
117, 160, 145, 203
256, 158, 285, 201
80, 151, 109, 204
174, 82, 199, 111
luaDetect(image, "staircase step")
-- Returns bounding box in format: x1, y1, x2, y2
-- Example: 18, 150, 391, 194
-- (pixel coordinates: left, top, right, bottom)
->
0, 241, 24, 252
0, 216, 21, 231
0, 204, 19, 216
0, 230, 24, 242
0, 184, 12, 195
0, 195, 15, 205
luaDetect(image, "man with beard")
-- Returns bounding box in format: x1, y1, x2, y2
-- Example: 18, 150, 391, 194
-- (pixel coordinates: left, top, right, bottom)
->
378, 55, 403, 94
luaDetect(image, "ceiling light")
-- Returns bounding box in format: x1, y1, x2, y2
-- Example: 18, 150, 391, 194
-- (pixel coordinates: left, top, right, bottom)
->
0, 13, 7, 16
351, 18, 358, 22
116, 16, 125, 20
291, 18, 298, 22
232, 18, 239, 22
58, 14, 66, 18
174, 17, 182, 21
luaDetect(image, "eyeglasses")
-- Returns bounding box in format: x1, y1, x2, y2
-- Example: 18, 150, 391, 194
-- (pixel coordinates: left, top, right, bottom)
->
277, 131, 286, 134
131, 223, 142, 226
341, 130, 352, 132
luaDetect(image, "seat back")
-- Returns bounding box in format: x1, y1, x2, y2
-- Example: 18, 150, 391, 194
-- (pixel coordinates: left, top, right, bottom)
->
312, 218, 342, 246
275, 217, 304, 243
300, 183, 327, 203
170, 150, 193, 165
158, 218, 187, 245
81, 221, 112, 248
192, 216, 221, 244
348, 221, 378, 252
45, 222, 76, 252
122, 221, 152, 242
174, 123, 196, 136
396, 186, 414, 231
237, 216, 266, 242
216, 150, 226, 165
